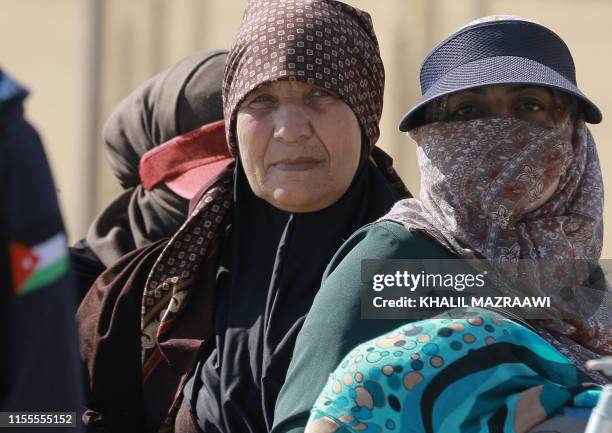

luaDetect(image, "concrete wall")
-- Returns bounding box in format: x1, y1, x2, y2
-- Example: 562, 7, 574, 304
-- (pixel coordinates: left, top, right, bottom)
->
2, 0, 611, 256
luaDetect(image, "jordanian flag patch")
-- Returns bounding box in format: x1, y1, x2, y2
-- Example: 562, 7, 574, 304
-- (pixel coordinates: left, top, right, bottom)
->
9, 232, 69, 296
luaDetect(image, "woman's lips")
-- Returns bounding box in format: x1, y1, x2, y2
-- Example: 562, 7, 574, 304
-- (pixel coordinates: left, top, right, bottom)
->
272, 157, 323, 171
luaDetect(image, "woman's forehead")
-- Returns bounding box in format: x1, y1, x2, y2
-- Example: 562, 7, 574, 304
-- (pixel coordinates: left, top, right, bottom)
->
251, 79, 323, 92
243, 79, 337, 102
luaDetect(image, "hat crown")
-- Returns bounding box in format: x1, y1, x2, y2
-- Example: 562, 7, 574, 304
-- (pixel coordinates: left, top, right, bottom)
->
420, 20, 577, 95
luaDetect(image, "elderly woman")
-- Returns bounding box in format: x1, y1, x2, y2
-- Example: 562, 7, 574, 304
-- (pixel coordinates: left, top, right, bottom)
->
77, 1, 408, 432
274, 17, 611, 433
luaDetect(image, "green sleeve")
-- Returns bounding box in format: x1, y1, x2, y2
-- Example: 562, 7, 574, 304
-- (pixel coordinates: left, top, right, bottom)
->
272, 221, 454, 432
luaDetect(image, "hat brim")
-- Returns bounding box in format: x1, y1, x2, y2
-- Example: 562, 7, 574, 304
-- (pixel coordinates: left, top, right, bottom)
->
398, 56, 602, 132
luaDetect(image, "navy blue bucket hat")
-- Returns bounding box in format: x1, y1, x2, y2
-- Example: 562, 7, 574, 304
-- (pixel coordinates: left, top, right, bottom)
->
398, 16, 602, 132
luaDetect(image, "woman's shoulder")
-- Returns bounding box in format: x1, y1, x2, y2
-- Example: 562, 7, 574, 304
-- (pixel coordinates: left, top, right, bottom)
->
272, 221, 455, 432
325, 219, 454, 278
353, 219, 444, 248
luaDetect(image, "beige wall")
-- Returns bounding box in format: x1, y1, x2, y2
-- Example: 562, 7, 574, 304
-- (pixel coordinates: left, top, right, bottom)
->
0, 0, 89, 234
2, 0, 612, 256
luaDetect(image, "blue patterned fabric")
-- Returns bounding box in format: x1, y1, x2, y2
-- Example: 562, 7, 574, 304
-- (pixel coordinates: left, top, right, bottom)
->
307, 308, 601, 433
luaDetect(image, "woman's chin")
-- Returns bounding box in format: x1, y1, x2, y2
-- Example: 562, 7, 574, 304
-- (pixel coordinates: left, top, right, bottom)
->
264, 188, 340, 213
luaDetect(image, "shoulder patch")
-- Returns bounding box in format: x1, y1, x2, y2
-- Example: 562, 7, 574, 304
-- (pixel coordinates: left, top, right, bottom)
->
10, 232, 68, 296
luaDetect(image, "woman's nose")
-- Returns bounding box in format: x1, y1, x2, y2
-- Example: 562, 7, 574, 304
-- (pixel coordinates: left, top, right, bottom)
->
492, 108, 512, 118
273, 103, 312, 143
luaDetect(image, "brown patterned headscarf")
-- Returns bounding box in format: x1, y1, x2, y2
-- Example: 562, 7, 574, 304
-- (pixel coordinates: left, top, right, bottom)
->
385, 117, 611, 376
223, 0, 385, 154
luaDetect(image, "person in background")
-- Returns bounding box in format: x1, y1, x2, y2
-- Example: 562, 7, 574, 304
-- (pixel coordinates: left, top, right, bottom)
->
70, 49, 231, 299
0, 69, 84, 432
77, 1, 410, 431
275, 16, 611, 433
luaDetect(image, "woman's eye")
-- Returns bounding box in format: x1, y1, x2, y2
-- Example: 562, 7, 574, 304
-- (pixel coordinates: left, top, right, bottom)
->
243, 94, 276, 109
451, 104, 478, 118
520, 101, 543, 112
251, 94, 274, 104
310, 89, 335, 99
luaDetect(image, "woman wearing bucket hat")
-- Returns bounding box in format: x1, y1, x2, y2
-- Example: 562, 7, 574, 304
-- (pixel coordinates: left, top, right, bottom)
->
274, 16, 611, 433
77, 1, 410, 432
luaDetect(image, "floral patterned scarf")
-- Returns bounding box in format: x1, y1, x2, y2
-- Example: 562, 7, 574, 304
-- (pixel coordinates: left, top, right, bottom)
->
384, 117, 610, 377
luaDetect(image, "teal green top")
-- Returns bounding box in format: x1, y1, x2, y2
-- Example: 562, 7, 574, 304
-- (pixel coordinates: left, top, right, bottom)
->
271, 220, 457, 432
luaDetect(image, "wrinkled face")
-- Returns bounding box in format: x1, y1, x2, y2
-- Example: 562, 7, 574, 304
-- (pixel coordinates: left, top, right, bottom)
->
236, 80, 362, 213
445, 84, 570, 213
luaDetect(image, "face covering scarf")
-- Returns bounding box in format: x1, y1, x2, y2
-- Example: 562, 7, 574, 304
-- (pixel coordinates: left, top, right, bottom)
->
384, 117, 611, 374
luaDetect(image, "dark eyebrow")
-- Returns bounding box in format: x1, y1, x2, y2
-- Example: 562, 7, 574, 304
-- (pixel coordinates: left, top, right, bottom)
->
252, 82, 273, 91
